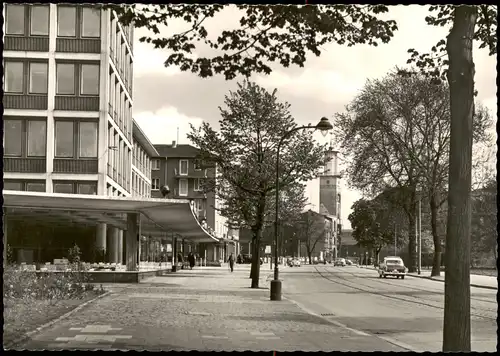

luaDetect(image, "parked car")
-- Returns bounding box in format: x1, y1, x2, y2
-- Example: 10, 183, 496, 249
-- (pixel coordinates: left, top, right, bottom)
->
334, 258, 346, 267
293, 259, 301, 267
345, 259, 353, 266
378, 256, 407, 279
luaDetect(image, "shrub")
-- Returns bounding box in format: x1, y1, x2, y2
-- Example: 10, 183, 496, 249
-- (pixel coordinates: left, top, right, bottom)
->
3, 266, 102, 302
67, 244, 82, 265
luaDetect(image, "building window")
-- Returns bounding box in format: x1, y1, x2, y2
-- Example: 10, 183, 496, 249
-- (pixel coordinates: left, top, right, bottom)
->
53, 181, 97, 194
56, 63, 75, 95
57, 5, 101, 38
193, 178, 202, 192
81, 7, 101, 38
152, 159, 160, 170
29, 62, 48, 94
56, 62, 100, 96
152, 178, 160, 191
80, 64, 100, 95
179, 179, 188, 196
30, 5, 50, 36
3, 119, 47, 157
179, 160, 188, 175
57, 6, 77, 37
4, 180, 46, 192
5, 62, 24, 94
55, 120, 98, 158
194, 160, 202, 171
5, 4, 25, 35
53, 182, 74, 194
195, 199, 205, 211
79, 122, 98, 157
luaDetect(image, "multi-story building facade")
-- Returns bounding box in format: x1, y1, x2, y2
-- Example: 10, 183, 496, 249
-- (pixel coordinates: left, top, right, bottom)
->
2, 4, 147, 265
3, 3, 133, 198
151, 142, 238, 261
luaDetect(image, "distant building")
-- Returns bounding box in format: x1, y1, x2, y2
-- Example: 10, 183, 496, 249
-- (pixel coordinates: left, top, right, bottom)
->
151, 142, 239, 261
319, 137, 342, 259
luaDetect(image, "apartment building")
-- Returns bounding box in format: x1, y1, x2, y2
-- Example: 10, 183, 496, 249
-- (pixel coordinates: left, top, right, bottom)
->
151, 142, 239, 261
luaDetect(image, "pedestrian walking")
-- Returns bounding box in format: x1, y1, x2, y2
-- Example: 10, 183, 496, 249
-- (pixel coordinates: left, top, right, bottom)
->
227, 253, 235, 272
188, 252, 195, 270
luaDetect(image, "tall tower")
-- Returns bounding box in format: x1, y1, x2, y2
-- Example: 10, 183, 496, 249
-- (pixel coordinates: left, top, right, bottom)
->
319, 132, 341, 259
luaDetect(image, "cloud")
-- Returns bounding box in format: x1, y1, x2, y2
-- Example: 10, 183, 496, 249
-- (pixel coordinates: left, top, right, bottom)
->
134, 106, 205, 145
133, 42, 181, 78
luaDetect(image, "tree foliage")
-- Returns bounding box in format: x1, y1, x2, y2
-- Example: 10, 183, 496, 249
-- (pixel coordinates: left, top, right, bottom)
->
334, 71, 492, 274
187, 80, 326, 287
348, 198, 396, 262
471, 179, 497, 264
111, 4, 398, 79
295, 210, 326, 264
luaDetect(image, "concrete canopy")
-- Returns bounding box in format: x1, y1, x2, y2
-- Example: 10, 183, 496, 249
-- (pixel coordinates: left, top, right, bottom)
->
2, 191, 219, 243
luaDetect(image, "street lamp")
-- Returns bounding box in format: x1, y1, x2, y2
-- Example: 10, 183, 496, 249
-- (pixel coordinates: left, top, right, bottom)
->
270, 117, 333, 301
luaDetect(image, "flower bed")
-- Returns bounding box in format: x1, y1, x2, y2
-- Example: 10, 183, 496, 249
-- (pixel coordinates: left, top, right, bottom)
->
3, 265, 106, 348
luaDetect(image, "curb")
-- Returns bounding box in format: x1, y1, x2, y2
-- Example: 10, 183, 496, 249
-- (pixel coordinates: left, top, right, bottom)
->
4, 290, 112, 350
359, 266, 497, 290
405, 273, 498, 290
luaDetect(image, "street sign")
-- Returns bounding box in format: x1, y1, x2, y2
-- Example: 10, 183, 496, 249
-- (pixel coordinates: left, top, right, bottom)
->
265, 245, 271, 254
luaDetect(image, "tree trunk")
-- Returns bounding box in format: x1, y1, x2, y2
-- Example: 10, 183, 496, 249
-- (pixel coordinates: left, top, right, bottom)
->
407, 211, 417, 272
430, 194, 442, 277
443, 6, 477, 352
250, 237, 261, 288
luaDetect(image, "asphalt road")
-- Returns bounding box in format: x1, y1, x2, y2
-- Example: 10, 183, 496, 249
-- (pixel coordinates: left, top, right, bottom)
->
281, 265, 497, 352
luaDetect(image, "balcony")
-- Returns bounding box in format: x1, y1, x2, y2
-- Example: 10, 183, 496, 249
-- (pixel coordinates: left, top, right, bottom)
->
3, 157, 46, 173
53, 159, 98, 174
174, 168, 207, 178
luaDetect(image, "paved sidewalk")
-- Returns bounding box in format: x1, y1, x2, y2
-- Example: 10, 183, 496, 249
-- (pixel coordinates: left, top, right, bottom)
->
16, 265, 405, 351
360, 266, 497, 290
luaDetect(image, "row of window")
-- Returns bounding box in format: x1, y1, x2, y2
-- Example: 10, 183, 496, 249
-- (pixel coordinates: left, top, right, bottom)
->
108, 125, 131, 191
150, 178, 203, 194
4, 118, 97, 159
4, 180, 97, 195
132, 172, 151, 198
5, 60, 100, 96
5, 4, 101, 38
132, 142, 151, 179
110, 15, 133, 94
109, 70, 132, 141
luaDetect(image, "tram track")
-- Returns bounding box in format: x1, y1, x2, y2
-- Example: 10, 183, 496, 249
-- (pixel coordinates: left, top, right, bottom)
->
314, 266, 496, 321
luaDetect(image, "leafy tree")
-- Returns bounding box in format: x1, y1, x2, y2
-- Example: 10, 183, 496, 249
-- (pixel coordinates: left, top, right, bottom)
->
295, 210, 326, 265
113, 4, 496, 350
188, 80, 325, 288
334, 72, 492, 274
111, 4, 398, 79
348, 198, 396, 265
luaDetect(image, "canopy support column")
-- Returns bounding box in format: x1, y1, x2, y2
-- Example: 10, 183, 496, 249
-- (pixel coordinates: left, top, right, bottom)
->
126, 213, 139, 271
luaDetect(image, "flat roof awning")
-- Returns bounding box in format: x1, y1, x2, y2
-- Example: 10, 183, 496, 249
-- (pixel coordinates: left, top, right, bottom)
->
2, 191, 219, 243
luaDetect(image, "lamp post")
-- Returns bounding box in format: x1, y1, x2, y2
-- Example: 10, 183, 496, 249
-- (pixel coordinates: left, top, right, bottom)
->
270, 117, 333, 301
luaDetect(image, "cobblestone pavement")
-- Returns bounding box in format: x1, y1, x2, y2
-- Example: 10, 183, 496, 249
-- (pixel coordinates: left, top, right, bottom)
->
17, 265, 405, 351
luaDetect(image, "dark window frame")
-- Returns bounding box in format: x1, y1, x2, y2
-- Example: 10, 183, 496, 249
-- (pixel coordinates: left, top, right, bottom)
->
4, 59, 49, 96
55, 60, 100, 97
53, 180, 98, 195
5, 4, 50, 37
4, 179, 47, 192
56, 5, 102, 39
54, 118, 99, 159
3, 117, 47, 158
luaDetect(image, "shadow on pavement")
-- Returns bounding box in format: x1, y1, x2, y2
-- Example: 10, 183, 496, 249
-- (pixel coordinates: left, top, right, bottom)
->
331, 316, 443, 334
234, 313, 333, 326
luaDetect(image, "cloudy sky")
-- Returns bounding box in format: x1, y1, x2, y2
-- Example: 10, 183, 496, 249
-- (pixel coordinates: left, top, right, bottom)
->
132, 5, 497, 230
